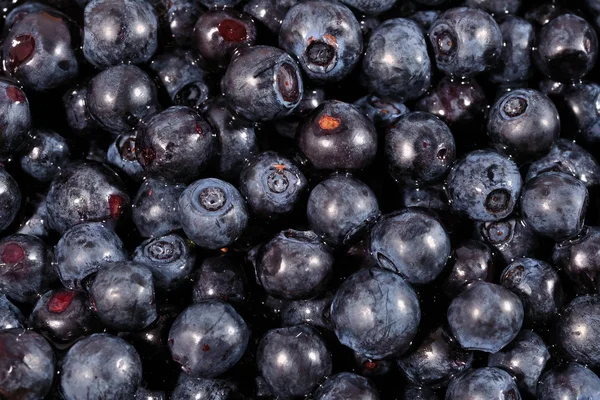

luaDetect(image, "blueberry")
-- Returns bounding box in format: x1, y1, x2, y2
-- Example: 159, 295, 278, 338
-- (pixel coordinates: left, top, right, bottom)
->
443, 240, 494, 297
0, 295, 24, 331
489, 16, 534, 84
165, 0, 204, 47
371, 209, 451, 285
279, 0, 362, 82
0, 329, 55, 399
561, 83, 600, 144
397, 327, 473, 387
132, 177, 185, 238
60, 333, 142, 400
192, 255, 247, 304
239, 151, 307, 218
409, 10, 440, 31
314, 372, 380, 400
445, 367, 521, 400
475, 216, 541, 265
280, 291, 333, 330
178, 178, 249, 249
448, 281, 523, 352
337, 0, 396, 15
171, 374, 238, 400
537, 362, 600, 400
0, 167, 21, 233
386, 112, 456, 184
464, 0, 521, 15
352, 352, 393, 378
398, 183, 450, 212
298, 101, 378, 170
487, 330, 550, 397
429, 7, 502, 78
446, 150, 522, 222
46, 161, 130, 234
244, 0, 297, 34
533, 14, 598, 82
307, 175, 380, 246
556, 295, 600, 367
63, 83, 99, 136
83, 0, 158, 68
331, 268, 420, 359
168, 300, 250, 377
87, 64, 161, 135
520, 171, 588, 240
133, 234, 196, 290
106, 132, 144, 182
19, 129, 70, 182
275, 86, 326, 138
553, 226, 600, 294
0, 79, 31, 161
3, 2, 54, 35
257, 325, 332, 398
222, 45, 303, 121
363, 18, 431, 102
354, 95, 409, 131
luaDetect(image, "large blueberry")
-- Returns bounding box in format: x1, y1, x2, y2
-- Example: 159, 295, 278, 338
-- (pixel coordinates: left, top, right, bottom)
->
489, 16, 534, 84
0, 79, 31, 161
537, 363, 600, 400
443, 240, 494, 297
557, 295, 600, 367
475, 216, 541, 265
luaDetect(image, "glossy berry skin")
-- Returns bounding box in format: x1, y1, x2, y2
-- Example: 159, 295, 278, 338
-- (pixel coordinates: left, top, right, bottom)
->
337, 0, 396, 15
476, 216, 540, 265
3, 10, 79, 91
533, 14, 598, 82
132, 177, 185, 238
0, 168, 21, 233
279, 0, 362, 82
314, 372, 380, 400
178, 178, 249, 249
445, 367, 521, 400
60, 333, 142, 400
192, 255, 247, 304
443, 240, 494, 297
448, 282, 523, 353
537, 363, 600, 400
446, 150, 522, 222
428, 7, 502, 78
489, 16, 534, 84
133, 234, 196, 290
371, 209, 450, 285
562, 83, 600, 145
168, 301, 250, 378
0, 295, 23, 331
46, 161, 130, 234
397, 327, 473, 388
556, 295, 600, 367
553, 226, 600, 294
171, 375, 237, 400
222, 46, 303, 122
0, 234, 53, 304
354, 95, 408, 131
386, 112, 455, 184
3, 2, 54, 35
244, 0, 297, 34
464, 0, 521, 15
0, 79, 31, 161
28, 288, 95, 346
136, 106, 214, 183
193, 9, 257, 71
19, 129, 70, 182
255, 229, 334, 300
0, 329, 55, 400
487, 330, 550, 397
164, 0, 204, 47
298, 101, 377, 171
280, 291, 333, 330
83, 0, 158, 68
106, 132, 143, 182
363, 19, 431, 102
257, 325, 332, 398
330, 268, 420, 359
239, 151, 307, 218
399, 184, 449, 212
520, 172, 588, 240
87, 64, 161, 135
63, 83, 98, 136
501, 258, 564, 326
307, 175, 380, 246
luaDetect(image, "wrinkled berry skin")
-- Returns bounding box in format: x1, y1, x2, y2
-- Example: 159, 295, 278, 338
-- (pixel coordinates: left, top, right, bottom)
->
46, 161, 130, 234
533, 14, 598, 82
60, 333, 142, 400
386, 112, 455, 184
168, 301, 250, 378
557, 295, 600, 367
520, 172, 588, 240
0, 295, 23, 331
55, 222, 127, 290
279, 0, 362, 82
83, 0, 158, 68
281, 291, 333, 330
428, 7, 502, 78
562, 83, 600, 145
476, 217, 541, 265
330, 268, 420, 359
257, 325, 332, 398
443, 240, 494, 297
307, 175, 380, 246
87, 64, 161, 135
106, 132, 143, 182
553, 226, 600, 294
0, 234, 53, 304
447, 281, 524, 353
256, 229, 334, 300
132, 177, 185, 238
487, 89, 560, 161
354, 95, 408, 131
239, 151, 307, 218
136, 106, 214, 183
0, 79, 31, 161
501, 258, 564, 327
446, 150, 522, 222
178, 178, 249, 249
0, 168, 21, 233
397, 327, 473, 388
298, 101, 377, 171
222, 46, 303, 122
487, 330, 550, 397
371, 209, 450, 285
0, 329, 55, 400
537, 363, 600, 400
363, 19, 431, 102
150, 49, 210, 110
171, 375, 237, 400
338, 0, 396, 15
20, 130, 70, 182
314, 372, 380, 400
489, 16, 534, 84
445, 367, 521, 400
192, 255, 247, 304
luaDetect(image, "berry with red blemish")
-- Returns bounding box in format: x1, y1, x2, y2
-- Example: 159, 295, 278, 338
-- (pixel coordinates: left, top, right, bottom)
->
0, 79, 32, 161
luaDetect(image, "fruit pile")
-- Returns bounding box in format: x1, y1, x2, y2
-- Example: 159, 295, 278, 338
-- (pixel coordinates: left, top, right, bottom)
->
3, 0, 600, 398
